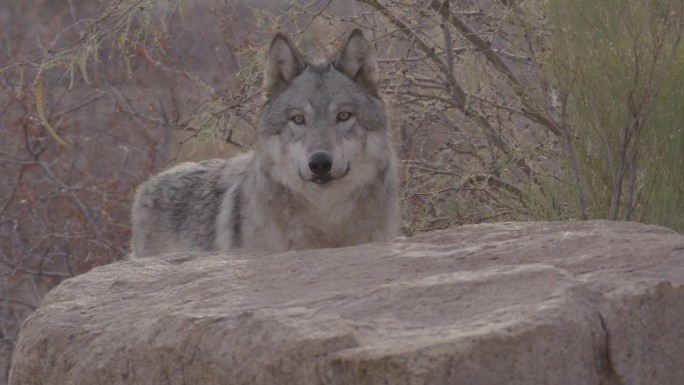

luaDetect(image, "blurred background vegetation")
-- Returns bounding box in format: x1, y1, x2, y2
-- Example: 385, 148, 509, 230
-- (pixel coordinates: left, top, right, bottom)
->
1, 0, 682, 382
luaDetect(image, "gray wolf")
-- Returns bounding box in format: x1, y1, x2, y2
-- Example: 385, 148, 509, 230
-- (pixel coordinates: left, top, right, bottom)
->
130, 29, 400, 257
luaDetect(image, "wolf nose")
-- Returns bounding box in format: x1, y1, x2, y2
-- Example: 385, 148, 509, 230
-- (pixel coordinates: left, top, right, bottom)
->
308, 152, 333, 176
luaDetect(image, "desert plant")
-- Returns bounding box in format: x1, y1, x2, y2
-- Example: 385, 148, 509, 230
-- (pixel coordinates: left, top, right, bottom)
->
547, 0, 684, 230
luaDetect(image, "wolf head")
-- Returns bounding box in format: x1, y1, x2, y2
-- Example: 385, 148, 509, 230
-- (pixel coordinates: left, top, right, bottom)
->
256, 29, 394, 203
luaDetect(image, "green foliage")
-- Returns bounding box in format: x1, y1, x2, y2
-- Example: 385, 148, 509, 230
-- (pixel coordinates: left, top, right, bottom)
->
639, 62, 684, 230
547, 0, 684, 231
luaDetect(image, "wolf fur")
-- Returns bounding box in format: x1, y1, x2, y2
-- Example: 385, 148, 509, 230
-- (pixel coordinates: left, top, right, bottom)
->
131, 29, 400, 257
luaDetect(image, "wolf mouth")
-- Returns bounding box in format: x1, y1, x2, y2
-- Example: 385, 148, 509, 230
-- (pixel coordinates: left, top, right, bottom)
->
301, 164, 350, 186
313, 176, 334, 185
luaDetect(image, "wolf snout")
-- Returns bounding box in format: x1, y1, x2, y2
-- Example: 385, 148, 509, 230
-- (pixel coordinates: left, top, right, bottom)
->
308, 152, 333, 176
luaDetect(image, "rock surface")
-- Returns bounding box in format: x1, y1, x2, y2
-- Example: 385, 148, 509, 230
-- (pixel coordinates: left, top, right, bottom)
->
9, 220, 684, 385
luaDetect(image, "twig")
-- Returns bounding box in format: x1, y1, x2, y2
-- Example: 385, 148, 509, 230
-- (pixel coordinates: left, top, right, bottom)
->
359, 0, 532, 177
0, 297, 36, 310
428, 0, 562, 137
36, 160, 100, 237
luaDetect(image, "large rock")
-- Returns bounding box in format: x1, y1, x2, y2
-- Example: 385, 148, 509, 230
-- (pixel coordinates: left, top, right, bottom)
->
9, 221, 684, 385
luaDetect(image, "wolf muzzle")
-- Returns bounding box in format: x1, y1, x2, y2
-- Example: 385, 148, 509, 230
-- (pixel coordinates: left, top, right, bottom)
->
308, 151, 333, 184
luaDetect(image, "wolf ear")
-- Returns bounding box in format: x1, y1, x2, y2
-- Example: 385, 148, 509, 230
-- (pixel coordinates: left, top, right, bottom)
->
334, 29, 379, 94
264, 33, 305, 98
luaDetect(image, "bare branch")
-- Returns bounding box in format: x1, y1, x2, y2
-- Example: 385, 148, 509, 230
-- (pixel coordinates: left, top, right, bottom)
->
429, 0, 562, 137
0, 297, 36, 310
359, 0, 531, 177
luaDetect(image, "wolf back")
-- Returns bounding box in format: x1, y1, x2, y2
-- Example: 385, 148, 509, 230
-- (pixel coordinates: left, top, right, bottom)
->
131, 29, 400, 257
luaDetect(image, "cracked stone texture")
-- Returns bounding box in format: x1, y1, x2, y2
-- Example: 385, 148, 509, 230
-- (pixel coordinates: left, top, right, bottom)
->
9, 220, 684, 385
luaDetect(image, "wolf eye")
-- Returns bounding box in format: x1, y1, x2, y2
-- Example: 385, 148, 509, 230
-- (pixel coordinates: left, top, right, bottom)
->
291, 115, 305, 125
337, 111, 352, 122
